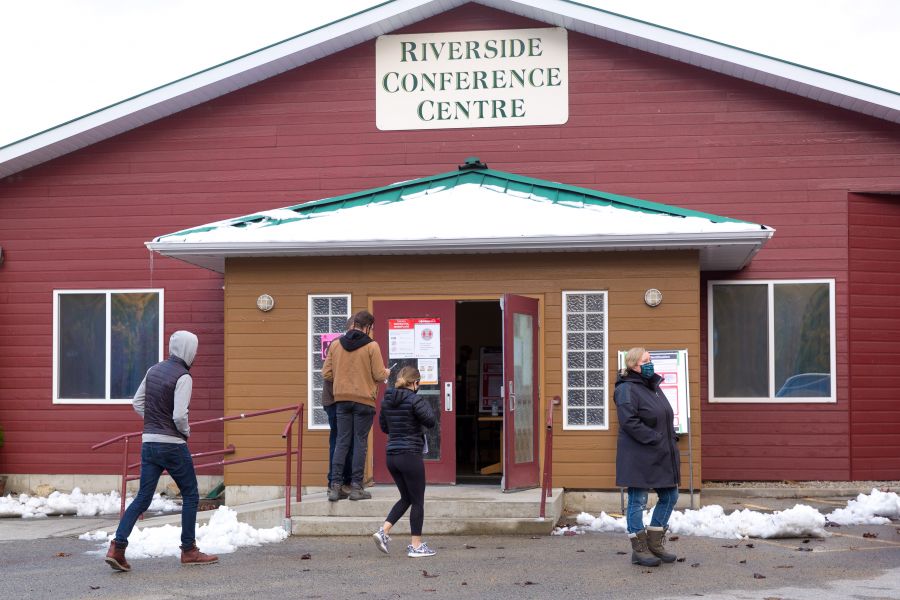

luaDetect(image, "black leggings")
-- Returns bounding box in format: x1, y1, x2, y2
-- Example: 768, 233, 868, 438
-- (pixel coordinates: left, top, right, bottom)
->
385, 452, 426, 536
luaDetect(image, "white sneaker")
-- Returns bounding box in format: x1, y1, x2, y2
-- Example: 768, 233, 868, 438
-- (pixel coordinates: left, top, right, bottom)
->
372, 528, 390, 554
407, 542, 436, 557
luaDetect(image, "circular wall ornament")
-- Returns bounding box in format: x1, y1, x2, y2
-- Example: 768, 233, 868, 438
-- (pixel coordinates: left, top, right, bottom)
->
256, 294, 275, 312
644, 288, 663, 307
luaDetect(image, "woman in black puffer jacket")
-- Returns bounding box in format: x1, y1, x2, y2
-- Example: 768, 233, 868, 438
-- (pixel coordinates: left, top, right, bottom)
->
372, 366, 437, 558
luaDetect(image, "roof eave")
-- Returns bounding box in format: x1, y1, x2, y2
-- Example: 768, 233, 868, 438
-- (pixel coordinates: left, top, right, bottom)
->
146, 229, 774, 273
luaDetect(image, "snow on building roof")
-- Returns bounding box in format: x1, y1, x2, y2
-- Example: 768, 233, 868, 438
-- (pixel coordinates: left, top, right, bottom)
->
146, 159, 774, 272
2, 0, 899, 179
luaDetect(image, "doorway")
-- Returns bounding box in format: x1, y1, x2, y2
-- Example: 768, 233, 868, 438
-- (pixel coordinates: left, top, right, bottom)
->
455, 301, 502, 484
372, 295, 541, 490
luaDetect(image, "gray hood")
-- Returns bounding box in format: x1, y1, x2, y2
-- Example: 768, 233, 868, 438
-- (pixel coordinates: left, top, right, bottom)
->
168, 330, 198, 367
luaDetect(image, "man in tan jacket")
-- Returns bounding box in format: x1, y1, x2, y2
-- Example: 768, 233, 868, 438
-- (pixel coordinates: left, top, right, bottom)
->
323, 310, 391, 501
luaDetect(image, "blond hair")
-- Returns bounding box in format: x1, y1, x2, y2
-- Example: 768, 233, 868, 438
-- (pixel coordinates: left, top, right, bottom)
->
619, 347, 646, 377
395, 366, 421, 389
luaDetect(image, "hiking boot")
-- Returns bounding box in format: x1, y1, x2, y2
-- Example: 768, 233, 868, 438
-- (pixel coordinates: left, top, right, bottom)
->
348, 486, 372, 501
647, 526, 677, 563
407, 542, 436, 557
327, 482, 342, 502
340, 484, 352, 499
181, 544, 219, 566
372, 528, 391, 554
629, 530, 661, 567
104, 541, 131, 572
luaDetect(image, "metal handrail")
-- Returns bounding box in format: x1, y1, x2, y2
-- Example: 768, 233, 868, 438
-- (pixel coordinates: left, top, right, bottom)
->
91, 403, 304, 523
539, 396, 560, 519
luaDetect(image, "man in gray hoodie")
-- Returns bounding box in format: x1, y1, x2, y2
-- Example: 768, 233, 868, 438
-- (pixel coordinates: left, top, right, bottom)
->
105, 330, 218, 571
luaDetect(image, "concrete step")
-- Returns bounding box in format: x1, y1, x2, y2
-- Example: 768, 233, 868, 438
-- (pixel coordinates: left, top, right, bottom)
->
291, 515, 558, 536
294, 489, 564, 519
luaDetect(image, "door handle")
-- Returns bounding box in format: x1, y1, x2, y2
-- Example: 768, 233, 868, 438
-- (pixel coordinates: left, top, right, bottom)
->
444, 381, 453, 412
508, 380, 516, 411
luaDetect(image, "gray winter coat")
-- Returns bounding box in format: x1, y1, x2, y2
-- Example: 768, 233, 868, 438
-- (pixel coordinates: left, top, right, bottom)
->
614, 370, 680, 489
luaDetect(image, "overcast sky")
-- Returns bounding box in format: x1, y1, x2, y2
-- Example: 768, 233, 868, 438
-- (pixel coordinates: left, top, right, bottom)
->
2, 0, 897, 147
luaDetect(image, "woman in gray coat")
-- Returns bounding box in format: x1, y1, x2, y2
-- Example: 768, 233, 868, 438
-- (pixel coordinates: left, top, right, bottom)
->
614, 347, 680, 567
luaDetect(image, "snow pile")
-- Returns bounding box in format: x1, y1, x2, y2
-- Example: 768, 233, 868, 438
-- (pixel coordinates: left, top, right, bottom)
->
826, 488, 900, 525
80, 506, 288, 558
556, 489, 900, 539
0, 488, 178, 519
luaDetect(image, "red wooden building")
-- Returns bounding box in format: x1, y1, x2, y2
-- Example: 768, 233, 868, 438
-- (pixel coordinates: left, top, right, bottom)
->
1, 0, 898, 491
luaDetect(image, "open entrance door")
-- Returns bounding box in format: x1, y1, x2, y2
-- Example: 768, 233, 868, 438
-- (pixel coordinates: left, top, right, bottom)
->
501, 294, 540, 491
372, 300, 456, 484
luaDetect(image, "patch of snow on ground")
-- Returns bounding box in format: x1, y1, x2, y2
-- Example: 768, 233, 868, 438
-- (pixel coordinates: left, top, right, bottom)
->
554, 489, 900, 539
0, 488, 178, 519
80, 506, 288, 558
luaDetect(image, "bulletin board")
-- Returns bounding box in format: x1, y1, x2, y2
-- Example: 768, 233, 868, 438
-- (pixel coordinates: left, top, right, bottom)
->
617, 349, 690, 435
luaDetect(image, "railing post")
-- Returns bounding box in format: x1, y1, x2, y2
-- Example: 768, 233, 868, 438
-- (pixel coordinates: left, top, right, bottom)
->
119, 436, 130, 518
296, 404, 303, 503
284, 420, 292, 524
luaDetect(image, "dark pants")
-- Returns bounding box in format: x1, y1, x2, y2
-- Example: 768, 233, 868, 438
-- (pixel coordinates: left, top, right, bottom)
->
386, 452, 426, 535
115, 442, 199, 550
324, 403, 353, 485
331, 402, 375, 487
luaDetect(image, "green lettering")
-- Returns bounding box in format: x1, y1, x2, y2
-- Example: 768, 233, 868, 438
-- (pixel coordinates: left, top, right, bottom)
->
417, 100, 434, 121
547, 67, 561, 86
484, 39, 498, 59
511, 98, 525, 117
449, 41, 462, 60
465, 40, 480, 60
400, 42, 418, 62
528, 37, 542, 57
382, 72, 400, 93
473, 71, 488, 89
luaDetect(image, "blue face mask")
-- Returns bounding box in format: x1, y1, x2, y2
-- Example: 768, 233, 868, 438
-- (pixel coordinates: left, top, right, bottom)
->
640, 362, 655, 378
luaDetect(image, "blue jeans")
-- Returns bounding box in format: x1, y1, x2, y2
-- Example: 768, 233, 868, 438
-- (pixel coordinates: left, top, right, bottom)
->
324, 403, 353, 486
331, 402, 375, 487
115, 442, 199, 550
626, 487, 679, 534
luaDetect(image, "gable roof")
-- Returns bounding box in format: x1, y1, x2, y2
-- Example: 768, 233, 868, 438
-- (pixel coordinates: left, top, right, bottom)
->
3, 0, 898, 179
146, 158, 774, 272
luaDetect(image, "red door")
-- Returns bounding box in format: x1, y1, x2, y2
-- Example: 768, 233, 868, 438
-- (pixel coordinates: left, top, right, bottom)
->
372, 300, 456, 484
502, 294, 541, 491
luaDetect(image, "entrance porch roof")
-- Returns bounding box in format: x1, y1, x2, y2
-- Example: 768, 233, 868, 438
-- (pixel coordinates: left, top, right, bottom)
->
147, 159, 774, 273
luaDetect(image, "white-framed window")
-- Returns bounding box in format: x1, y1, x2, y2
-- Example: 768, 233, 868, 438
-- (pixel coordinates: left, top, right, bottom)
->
562, 291, 609, 429
308, 294, 351, 429
53, 289, 164, 404
708, 279, 836, 403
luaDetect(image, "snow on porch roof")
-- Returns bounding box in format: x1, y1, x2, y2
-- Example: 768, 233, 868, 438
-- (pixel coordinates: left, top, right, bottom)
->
146, 158, 774, 273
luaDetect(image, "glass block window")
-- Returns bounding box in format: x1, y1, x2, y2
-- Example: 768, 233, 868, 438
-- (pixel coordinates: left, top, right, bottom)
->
308, 294, 351, 429
709, 280, 835, 403
54, 290, 163, 404
562, 291, 608, 429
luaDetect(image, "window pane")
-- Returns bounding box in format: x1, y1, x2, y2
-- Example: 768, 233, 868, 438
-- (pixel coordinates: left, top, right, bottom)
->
513, 313, 534, 464
713, 284, 768, 397
774, 283, 831, 397
563, 292, 607, 427
111, 293, 159, 399
309, 295, 350, 428
59, 294, 105, 398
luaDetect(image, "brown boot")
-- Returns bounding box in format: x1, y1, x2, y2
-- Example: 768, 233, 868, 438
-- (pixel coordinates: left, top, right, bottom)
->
647, 526, 677, 563
181, 545, 219, 566
630, 530, 661, 567
104, 541, 131, 572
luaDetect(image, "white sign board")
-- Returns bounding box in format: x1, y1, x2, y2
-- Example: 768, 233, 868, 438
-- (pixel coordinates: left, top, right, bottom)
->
375, 27, 568, 130
618, 349, 691, 435
388, 318, 441, 359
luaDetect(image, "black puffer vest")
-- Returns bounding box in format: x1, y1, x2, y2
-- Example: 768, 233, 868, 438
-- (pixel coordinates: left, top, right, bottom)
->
143, 356, 190, 440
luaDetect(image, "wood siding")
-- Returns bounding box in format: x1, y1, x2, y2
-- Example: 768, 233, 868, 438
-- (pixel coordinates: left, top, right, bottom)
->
849, 193, 900, 480
222, 252, 701, 489
1, 3, 899, 480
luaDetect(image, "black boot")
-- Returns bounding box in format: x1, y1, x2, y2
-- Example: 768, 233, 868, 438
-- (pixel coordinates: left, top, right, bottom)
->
630, 530, 661, 567
646, 526, 677, 563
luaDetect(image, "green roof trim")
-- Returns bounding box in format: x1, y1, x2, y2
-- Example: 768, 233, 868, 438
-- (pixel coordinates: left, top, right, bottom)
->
156, 162, 755, 240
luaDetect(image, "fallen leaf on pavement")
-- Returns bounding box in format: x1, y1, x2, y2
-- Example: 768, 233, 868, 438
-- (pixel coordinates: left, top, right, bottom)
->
669, 536, 679, 541
515, 581, 537, 586
775, 565, 794, 569
739, 559, 747, 564
691, 563, 700, 568
746, 543, 755, 548
465, 544, 477, 549
301, 553, 311, 560
55, 552, 71, 558
863, 532, 878, 538
676, 558, 686, 563
422, 570, 439, 578
753, 573, 766, 579
89, 586, 100, 590
576, 549, 585, 553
